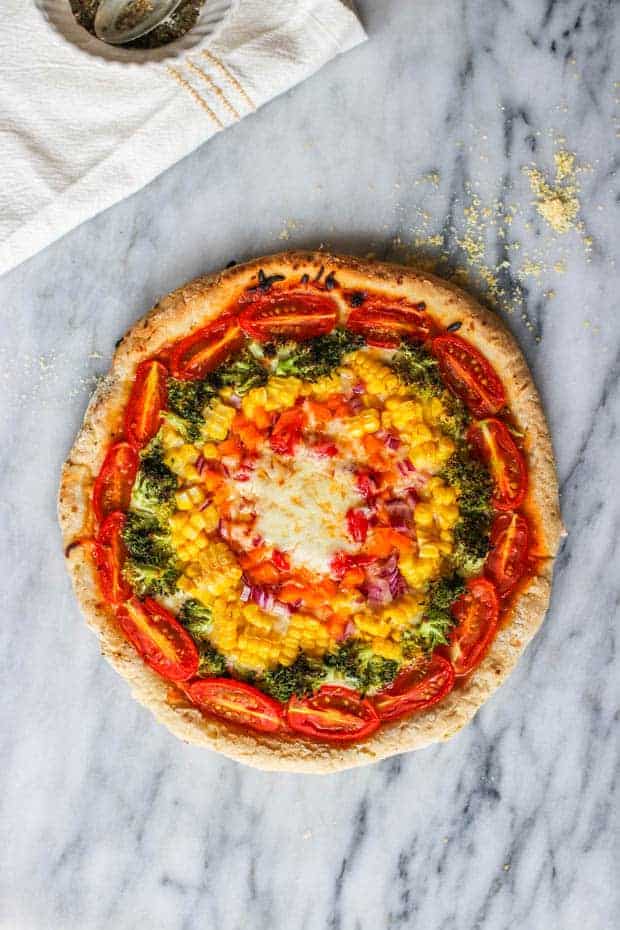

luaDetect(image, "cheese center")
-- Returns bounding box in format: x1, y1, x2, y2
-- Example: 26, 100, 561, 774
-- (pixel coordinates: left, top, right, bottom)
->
239, 447, 362, 575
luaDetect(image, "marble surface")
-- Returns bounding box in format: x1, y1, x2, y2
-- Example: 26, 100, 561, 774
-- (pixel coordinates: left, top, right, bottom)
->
1, 1, 618, 928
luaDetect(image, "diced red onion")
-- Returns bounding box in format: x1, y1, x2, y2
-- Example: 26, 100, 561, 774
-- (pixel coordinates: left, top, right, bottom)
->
240, 584, 252, 602
228, 393, 242, 409
397, 458, 415, 476
385, 500, 413, 529
251, 586, 275, 611
351, 381, 365, 394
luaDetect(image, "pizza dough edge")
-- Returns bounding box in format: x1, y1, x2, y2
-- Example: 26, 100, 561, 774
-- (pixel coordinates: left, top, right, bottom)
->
58, 250, 564, 773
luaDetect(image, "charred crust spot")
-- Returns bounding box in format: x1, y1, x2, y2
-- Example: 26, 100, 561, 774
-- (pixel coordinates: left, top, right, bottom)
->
349, 291, 366, 307
447, 321, 462, 332
324, 272, 338, 290
300, 274, 310, 285
225, 260, 237, 268
314, 265, 325, 282
247, 269, 286, 293
65, 539, 83, 558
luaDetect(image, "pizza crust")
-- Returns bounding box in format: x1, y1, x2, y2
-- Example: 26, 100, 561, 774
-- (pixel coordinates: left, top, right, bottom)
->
58, 251, 563, 772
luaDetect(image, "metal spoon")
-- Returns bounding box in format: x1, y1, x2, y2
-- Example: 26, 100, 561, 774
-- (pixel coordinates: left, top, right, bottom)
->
94, 0, 185, 45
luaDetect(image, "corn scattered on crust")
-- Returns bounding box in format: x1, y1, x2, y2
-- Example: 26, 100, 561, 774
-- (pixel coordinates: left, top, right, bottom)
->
59, 251, 562, 773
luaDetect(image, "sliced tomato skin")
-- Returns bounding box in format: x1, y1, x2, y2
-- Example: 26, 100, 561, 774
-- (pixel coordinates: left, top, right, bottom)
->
239, 291, 337, 341
449, 578, 499, 677
468, 418, 527, 511
188, 678, 284, 733
93, 441, 139, 525
286, 685, 380, 742
485, 511, 529, 596
124, 360, 168, 448
432, 334, 506, 417
346, 299, 432, 348
116, 597, 199, 682
269, 407, 305, 455
373, 654, 455, 721
94, 511, 132, 605
169, 314, 244, 381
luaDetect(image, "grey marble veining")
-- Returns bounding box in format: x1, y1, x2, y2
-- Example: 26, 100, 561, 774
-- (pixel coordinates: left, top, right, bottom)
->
1, 1, 618, 928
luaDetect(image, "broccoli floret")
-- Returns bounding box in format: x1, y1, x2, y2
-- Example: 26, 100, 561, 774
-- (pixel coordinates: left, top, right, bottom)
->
122, 511, 173, 564
392, 342, 445, 397
211, 346, 268, 395
441, 451, 492, 514
122, 510, 180, 597
441, 449, 492, 574
179, 598, 213, 640
260, 652, 326, 701
402, 573, 465, 655
323, 641, 399, 695
274, 329, 364, 380
124, 562, 180, 598
197, 644, 228, 678
177, 599, 228, 677
453, 511, 492, 576
167, 378, 216, 441
130, 439, 178, 518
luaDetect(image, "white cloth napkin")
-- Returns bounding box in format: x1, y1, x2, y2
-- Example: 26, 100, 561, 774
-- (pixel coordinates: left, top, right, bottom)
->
0, 1, 365, 277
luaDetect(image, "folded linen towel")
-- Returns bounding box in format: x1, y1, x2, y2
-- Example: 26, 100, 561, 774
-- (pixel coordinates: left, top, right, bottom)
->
0, 0, 365, 276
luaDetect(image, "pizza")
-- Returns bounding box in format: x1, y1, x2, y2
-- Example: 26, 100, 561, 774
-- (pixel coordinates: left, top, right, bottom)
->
59, 251, 562, 772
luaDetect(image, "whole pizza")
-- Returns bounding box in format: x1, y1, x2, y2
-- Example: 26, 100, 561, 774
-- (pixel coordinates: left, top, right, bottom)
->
59, 251, 562, 772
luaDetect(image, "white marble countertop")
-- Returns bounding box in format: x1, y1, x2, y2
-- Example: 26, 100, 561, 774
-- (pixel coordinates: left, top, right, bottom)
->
1, 1, 618, 928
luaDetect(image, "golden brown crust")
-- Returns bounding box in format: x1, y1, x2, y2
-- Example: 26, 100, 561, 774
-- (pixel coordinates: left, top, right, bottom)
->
58, 251, 563, 773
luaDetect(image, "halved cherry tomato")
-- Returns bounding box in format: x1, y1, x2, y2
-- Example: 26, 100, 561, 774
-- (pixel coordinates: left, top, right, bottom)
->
94, 511, 132, 605
239, 291, 337, 341
449, 578, 499, 676
346, 299, 432, 348
287, 685, 380, 742
93, 441, 139, 525
347, 508, 369, 543
373, 654, 455, 721
124, 360, 168, 448
116, 597, 199, 682
269, 408, 305, 455
169, 314, 244, 380
485, 511, 529, 596
468, 418, 527, 511
188, 678, 284, 733
432, 334, 506, 417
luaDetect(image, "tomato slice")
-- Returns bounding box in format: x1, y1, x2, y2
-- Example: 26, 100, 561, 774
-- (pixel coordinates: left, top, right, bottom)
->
468, 418, 527, 511
432, 334, 506, 417
94, 511, 132, 605
286, 685, 380, 742
269, 407, 305, 455
169, 314, 244, 380
188, 678, 284, 733
239, 291, 337, 341
373, 654, 455, 721
116, 597, 199, 682
124, 360, 168, 448
93, 441, 139, 525
449, 578, 499, 676
485, 511, 529, 596
346, 299, 432, 348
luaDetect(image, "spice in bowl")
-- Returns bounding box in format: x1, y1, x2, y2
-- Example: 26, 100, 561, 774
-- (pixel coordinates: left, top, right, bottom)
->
69, 0, 205, 49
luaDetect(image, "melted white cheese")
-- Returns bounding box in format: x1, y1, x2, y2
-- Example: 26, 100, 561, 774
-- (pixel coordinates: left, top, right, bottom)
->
238, 448, 362, 574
